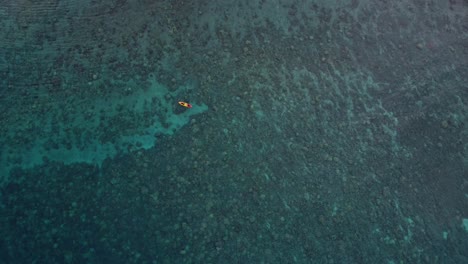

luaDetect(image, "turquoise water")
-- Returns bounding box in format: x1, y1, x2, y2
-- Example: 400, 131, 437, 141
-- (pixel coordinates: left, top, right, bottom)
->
1, 0, 467, 263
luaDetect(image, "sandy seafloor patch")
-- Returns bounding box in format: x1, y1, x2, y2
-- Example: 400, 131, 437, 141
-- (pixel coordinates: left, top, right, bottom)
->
0, 0, 467, 263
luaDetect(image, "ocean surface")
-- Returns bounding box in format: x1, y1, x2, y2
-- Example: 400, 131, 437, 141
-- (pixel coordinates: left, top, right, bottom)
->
0, 0, 467, 263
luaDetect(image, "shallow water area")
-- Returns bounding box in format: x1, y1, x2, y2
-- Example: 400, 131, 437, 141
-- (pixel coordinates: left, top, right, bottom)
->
0, 0, 467, 263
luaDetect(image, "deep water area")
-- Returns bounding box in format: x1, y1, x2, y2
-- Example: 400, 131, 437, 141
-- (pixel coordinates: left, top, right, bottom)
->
0, 0, 467, 263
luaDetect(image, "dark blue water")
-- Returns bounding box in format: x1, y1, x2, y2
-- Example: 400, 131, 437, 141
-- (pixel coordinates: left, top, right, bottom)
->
1, 0, 467, 263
